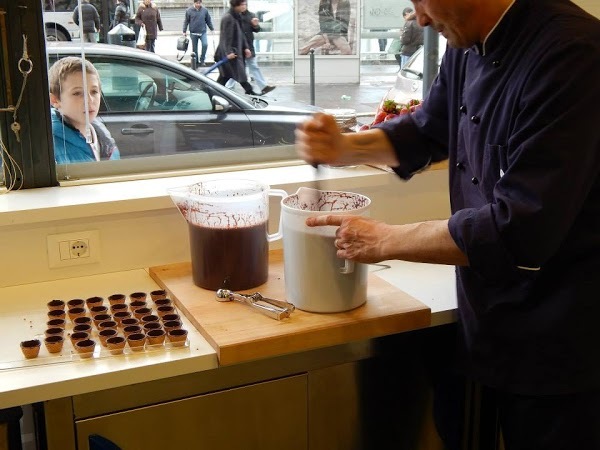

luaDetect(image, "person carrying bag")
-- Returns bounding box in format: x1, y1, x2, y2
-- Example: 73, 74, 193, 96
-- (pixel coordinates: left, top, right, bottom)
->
176, 35, 189, 61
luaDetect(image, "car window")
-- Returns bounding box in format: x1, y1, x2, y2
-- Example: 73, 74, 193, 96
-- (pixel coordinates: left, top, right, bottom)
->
402, 48, 425, 80
89, 59, 213, 113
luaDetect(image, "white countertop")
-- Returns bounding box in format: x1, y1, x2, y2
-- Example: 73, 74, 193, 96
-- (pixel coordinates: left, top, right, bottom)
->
0, 262, 457, 409
375, 260, 457, 326
0, 270, 217, 409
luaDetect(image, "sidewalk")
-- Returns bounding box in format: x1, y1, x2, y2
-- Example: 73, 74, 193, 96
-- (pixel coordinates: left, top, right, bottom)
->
154, 34, 398, 115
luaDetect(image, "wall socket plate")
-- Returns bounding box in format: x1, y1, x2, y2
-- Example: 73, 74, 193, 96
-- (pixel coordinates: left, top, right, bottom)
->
47, 230, 100, 269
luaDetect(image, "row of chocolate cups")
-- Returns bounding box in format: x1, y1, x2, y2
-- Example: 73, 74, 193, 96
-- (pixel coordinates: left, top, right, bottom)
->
20, 325, 188, 359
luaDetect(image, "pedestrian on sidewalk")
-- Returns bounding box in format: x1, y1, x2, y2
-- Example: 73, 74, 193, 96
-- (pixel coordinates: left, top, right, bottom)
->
183, 0, 214, 66
135, 0, 163, 53
399, 8, 423, 67
113, 0, 131, 28
225, 2, 275, 95
215, 0, 260, 96
72, 0, 100, 43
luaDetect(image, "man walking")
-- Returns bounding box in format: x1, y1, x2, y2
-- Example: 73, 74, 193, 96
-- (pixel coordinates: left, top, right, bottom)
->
72, 0, 100, 43
226, 1, 275, 95
183, 0, 214, 67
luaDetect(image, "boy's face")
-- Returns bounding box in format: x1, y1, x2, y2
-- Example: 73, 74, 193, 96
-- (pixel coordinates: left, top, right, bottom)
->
50, 71, 101, 129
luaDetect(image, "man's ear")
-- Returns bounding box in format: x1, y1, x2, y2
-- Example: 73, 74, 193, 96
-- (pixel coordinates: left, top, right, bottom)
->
50, 93, 60, 108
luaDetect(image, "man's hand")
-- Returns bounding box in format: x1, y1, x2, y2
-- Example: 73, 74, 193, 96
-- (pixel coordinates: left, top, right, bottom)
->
226, 52, 237, 60
306, 215, 392, 263
295, 113, 347, 165
306, 216, 469, 266
244, 48, 252, 58
251, 17, 259, 26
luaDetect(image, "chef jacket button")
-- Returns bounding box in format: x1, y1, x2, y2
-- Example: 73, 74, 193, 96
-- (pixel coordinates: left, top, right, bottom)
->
470, 115, 480, 124
493, 60, 501, 68
456, 162, 464, 170
459, 105, 467, 114
471, 177, 479, 185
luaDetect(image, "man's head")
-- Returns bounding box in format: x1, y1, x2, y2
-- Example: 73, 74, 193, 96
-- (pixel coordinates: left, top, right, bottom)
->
410, 0, 513, 48
48, 57, 101, 128
402, 7, 413, 19
194, 0, 202, 9
230, 0, 247, 12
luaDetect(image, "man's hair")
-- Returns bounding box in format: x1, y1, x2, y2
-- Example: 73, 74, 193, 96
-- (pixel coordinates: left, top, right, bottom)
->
48, 56, 100, 98
194, 0, 202, 3
402, 7, 413, 16
229, 0, 246, 7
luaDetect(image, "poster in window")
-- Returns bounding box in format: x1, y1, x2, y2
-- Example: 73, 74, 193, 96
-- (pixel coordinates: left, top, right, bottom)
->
296, 0, 358, 56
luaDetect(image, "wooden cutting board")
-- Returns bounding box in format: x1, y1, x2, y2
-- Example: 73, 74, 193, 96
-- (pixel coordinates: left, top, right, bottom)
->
149, 250, 431, 366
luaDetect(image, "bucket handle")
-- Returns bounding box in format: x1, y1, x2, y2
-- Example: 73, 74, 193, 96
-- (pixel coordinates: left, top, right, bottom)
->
340, 259, 354, 274
267, 189, 288, 242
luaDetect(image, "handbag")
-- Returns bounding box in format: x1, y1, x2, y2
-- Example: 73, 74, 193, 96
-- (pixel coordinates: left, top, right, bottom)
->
387, 38, 402, 55
136, 25, 146, 49
176, 36, 189, 62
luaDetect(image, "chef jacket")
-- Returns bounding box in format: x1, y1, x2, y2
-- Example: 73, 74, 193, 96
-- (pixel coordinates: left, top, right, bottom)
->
377, 0, 600, 395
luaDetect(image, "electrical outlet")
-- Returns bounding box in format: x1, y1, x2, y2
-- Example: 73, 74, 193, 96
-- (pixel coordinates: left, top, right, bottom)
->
70, 239, 89, 258
47, 231, 100, 268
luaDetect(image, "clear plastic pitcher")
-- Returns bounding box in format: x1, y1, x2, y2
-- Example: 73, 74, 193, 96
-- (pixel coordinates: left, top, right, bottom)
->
281, 188, 371, 313
168, 179, 287, 291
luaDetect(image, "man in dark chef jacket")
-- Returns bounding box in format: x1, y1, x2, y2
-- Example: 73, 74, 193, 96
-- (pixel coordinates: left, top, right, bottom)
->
295, 0, 600, 448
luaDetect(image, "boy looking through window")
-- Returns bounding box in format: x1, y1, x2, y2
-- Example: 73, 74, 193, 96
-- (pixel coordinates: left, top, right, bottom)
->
49, 57, 120, 164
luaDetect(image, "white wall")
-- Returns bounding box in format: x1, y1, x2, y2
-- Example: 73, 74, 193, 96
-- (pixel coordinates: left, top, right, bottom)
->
0, 170, 450, 289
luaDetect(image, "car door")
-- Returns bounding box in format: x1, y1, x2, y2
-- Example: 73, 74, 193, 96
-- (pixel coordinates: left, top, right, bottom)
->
88, 56, 253, 158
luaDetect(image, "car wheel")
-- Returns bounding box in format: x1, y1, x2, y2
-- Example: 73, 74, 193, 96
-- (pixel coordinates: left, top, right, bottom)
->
45, 27, 69, 42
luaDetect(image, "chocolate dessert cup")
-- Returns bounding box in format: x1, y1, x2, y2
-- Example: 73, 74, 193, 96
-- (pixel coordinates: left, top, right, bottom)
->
150, 289, 167, 302
20, 339, 41, 359
44, 335, 64, 354
167, 329, 188, 347
106, 336, 126, 355
47, 299, 65, 311
127, 332, 146, 351
75, 339, 96, 358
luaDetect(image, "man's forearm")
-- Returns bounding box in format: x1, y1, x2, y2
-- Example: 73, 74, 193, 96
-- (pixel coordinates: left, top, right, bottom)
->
385, 219, 468, 266
341, 129, 400, 166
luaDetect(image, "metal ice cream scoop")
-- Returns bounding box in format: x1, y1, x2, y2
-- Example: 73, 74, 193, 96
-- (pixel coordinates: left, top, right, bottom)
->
216, 289, 295, 320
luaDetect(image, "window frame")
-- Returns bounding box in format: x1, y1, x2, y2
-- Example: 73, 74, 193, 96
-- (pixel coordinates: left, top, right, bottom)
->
1, 0, 57, 189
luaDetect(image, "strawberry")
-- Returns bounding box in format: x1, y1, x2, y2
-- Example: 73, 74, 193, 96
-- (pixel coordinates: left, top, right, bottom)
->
359, 124, 370, 131
373, 111, 387, 124
382, 99, 398, 114
399, 107, 410, 115
384, 113, 397, 122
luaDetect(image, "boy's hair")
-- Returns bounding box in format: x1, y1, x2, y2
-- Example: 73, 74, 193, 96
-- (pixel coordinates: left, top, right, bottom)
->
48, 56, 100, 98
230, 0, 245, 7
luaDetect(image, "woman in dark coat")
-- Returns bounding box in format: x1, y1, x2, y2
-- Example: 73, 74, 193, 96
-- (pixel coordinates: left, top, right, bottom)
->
135, 0, 163, 53
215, 0, 260, 95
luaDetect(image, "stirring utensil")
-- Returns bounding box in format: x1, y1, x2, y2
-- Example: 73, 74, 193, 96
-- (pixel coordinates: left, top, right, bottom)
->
296, 186, 322, 211
216, 289, 295, 320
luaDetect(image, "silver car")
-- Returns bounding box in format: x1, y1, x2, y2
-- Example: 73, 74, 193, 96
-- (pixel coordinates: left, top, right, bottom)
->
47, 43, 320, 158
378, 36, 447, 111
